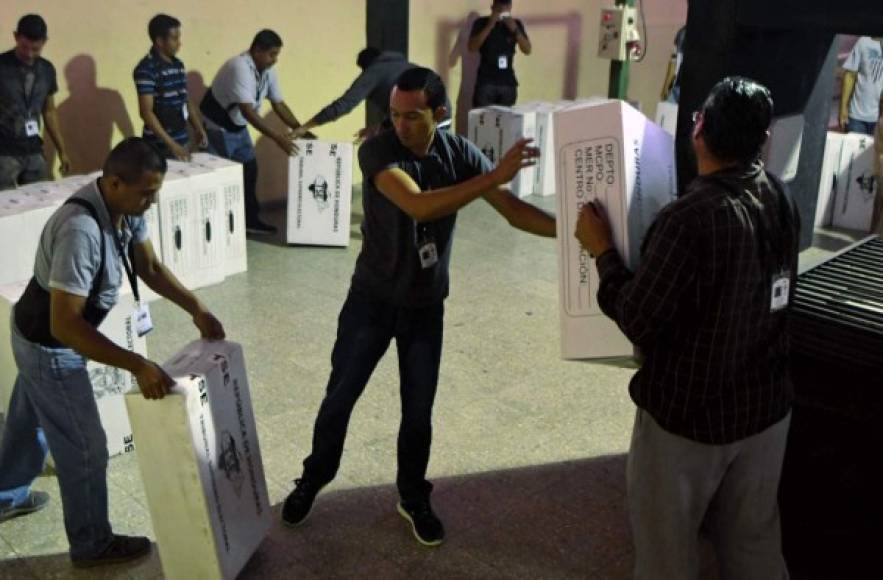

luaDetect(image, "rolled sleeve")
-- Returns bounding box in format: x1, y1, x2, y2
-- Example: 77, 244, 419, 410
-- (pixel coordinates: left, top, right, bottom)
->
48, 226, 101, 298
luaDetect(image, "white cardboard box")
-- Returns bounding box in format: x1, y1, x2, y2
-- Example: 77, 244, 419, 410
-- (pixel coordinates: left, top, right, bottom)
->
285, 140, 353, 247
553, 100, 678, 359
495, 107, 539, 198
815, 132, 845, 227
0, 193, 58, 285
526, 103, 562, 197
126, 340, 271, 580
654, 101, 678, 137
0, 281, 29, 421
1, 285, 145, 458
155, 171, 200, 289
191, 153, 248, 277
468, 107, 538, 198
468, 108, 504, 165
166, 162, 227, 289
832, 132, 877, 232
763, 114, 804, 182
89, 293, 147, 457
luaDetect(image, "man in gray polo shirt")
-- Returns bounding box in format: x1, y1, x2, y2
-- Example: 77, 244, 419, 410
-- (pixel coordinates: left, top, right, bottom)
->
0, 14, 70, 188
200, 29, 306, 235
0, 138, 225, 568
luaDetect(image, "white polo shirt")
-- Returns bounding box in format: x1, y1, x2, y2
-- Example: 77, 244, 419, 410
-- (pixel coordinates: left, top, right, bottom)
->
207, 52, 283, 128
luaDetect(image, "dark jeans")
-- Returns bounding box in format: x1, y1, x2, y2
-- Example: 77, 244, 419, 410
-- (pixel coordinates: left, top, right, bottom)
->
302, 290, 444, 503
846, 117, 877, 136
206, 126, 261, 223
0, 153, 48, 189
473, 82, 518, 108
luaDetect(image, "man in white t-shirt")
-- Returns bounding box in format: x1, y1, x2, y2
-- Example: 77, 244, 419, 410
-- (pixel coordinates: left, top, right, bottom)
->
840, 36, 883, 135
200, 29, 306, 234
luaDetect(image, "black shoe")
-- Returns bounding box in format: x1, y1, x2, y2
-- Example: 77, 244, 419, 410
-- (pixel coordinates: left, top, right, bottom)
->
397, 500, 445, 547
71, 534, 151, 568
246, 219, 277, 235
0, 491, 50, 523
282, 478, 322, 527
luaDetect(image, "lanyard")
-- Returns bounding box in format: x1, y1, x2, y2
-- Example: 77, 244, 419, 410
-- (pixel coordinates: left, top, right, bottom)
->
20, 64, 37, 116
248, 55, 266, 104
112, 220, 141, 304
96, 186, 141, 303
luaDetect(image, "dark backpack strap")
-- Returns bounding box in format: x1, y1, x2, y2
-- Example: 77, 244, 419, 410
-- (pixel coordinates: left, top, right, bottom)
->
64, 197, 106, 301
199, 87, 248, 133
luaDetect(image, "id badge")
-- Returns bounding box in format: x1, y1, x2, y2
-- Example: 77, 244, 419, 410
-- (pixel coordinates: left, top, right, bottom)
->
418, 241, 439, 269
770, 272, 790, 312
133, 303, 155, 337
498, 55, 509, 70
24, 118, 39, 137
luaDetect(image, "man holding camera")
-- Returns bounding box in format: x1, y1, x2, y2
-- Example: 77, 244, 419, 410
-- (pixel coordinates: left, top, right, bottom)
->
468, 1, 532, 107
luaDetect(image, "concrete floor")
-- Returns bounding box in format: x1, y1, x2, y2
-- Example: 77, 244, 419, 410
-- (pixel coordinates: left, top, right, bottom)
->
0, 189, 862, 580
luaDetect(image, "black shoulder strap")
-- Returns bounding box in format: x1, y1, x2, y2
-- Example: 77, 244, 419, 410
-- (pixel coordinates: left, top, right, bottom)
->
64, 197, 106, 301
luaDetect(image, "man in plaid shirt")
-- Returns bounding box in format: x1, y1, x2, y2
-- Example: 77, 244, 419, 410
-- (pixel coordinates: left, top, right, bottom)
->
576, 77, 800, 580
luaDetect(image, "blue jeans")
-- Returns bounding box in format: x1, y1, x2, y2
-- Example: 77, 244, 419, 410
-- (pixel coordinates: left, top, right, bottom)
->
846, 117, 877, 136
0, 316, 112, 559
206, 125, 261, 222
302, 290, 445, 502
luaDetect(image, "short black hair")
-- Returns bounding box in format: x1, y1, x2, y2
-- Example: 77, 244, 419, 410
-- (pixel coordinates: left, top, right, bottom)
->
103, 138, 168, 184
148, 14, 181, 43
357, 47, 381, 70
699, 76, 773, 164
16, 14, 47, 41
251, 29, 283, 52
395, 67, 448, 111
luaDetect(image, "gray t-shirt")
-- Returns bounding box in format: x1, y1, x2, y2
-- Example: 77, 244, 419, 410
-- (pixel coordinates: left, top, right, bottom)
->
34, 180, 149, 310
352, 128, 492, 307
844, 36, 883, 123
205, 53, 283, 128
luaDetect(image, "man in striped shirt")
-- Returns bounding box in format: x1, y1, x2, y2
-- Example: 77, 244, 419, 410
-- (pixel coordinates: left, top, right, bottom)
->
576, 77, 799, 580
133, 14, 207, 160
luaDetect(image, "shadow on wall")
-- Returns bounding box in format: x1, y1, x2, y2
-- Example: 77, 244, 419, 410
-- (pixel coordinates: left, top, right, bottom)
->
44, 54, 135, 174
439, 11, 584, 135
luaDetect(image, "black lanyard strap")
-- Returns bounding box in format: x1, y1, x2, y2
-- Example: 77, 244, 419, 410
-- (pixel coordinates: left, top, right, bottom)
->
94, 185, 142, 303
20, 65, 37, 117
112, 218, 141, 304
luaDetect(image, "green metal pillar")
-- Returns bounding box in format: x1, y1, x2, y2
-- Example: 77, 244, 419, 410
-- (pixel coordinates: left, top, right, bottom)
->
608, 0, 636, 100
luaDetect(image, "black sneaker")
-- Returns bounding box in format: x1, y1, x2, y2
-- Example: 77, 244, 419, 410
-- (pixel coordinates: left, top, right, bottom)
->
246, 219, 277, 235
397, 500, 445, 547
71, 534, 151, 568
0, 491, 50, 523
282, 478, 322, 527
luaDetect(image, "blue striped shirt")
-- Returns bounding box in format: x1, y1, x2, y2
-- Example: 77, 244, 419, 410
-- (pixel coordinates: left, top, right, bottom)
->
133, 48, 189, 146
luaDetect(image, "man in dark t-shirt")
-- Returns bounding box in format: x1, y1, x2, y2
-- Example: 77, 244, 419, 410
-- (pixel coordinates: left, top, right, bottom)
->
0, 14, 70, 188
468, 1, 532, 107
282, 68, 555, 547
